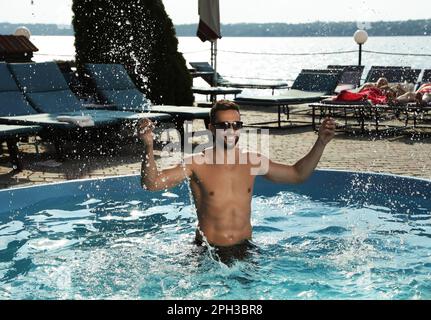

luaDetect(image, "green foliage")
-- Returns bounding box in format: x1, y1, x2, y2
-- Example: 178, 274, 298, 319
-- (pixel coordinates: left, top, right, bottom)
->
72, 0, 194, 106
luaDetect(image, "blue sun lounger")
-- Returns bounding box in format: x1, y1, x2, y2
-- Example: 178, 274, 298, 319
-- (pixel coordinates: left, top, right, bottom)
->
1, 62, 171, 156
7, 62, 172, 124
0, 62, 121, 156
84, 63, 211, 133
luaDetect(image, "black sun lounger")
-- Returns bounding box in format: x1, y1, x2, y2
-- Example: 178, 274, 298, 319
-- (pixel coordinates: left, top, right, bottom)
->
364, 67, 421, 84
327, 65, 364, 91
189, 62, 289, 94
234, 69, 342, 128
308, 67, 423, 133
308, 92, 426, 134
0, 124, 41, 171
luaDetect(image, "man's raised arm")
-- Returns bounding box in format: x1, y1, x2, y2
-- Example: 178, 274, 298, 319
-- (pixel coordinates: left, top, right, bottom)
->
138, 119, 192, 191
263, 117, 336, 184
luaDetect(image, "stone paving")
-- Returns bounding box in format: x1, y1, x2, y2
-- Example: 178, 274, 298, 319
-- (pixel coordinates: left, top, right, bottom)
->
1, 106, 430, 190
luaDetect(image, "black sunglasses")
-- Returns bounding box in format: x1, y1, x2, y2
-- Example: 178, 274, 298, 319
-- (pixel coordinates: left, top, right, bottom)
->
212, 121, 244, 131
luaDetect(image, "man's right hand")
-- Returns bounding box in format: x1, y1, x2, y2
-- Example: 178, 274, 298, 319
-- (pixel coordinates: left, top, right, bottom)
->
138, 118, 155, 146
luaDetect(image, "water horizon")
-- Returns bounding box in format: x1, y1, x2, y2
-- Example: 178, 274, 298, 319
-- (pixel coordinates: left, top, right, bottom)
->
30, 35, 431, 94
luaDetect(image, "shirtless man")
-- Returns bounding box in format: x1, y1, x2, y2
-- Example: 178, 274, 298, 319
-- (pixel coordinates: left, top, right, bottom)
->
139, 100, 336, 252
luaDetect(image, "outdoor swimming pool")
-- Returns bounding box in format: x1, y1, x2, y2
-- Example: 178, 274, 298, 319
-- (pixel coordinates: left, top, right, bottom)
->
0, 170, 430, 299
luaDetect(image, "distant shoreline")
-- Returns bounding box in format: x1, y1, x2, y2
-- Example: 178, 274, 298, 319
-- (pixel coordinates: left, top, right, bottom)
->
28, 35, 430, 38
1, 19, 430, 37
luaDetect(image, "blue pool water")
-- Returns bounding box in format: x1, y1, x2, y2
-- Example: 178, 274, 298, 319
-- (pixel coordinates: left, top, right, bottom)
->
0, 170, 430, 300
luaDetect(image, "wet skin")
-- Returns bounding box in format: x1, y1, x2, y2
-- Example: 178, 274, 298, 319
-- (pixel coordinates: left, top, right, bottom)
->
190, 149, 257, 246
139, 109, 335, 247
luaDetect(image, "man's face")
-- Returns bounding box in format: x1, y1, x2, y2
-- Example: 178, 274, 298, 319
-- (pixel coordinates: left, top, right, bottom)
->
209, 109, 241, 150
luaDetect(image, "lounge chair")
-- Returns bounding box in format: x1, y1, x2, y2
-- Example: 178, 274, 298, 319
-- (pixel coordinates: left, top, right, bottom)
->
8, 62, 172, 123
234, 69, 342, 128
418, 69, 431, 86
191, 86, 243, 103
308, 66, 423, 134
368, 66, 411, 70
0, 62, 80, 128
8, 62, 169, 120
0, 124, 41, 171
189, 62, 289, 94
327, 65, 364, 91
1, 62, 171, 156
84, 63, 211, 133
364, 67, 421, 84
410, 69, 431, 127
308, 99, 415, 134
0, 62, 121, 155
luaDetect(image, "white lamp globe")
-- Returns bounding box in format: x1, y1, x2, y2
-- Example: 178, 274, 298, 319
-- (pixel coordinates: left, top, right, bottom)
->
354, 29, 368, 45
14, 26, 31, 39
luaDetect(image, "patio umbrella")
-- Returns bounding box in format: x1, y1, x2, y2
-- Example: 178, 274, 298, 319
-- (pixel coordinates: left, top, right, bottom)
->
197, 0, 222, 86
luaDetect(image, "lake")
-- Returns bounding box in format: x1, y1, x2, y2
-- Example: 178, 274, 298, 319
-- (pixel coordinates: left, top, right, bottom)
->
31, 35, 431, 92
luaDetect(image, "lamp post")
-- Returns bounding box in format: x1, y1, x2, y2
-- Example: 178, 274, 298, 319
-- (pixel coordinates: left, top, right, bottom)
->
353, 29, 368, 66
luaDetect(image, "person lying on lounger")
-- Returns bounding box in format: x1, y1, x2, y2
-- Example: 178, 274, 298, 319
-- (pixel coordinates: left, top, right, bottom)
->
360, 77, 408, 100
338, 77, 427, 105
396, 83, 431, 105
360, 77, 391, 91
138, 100, 335, 259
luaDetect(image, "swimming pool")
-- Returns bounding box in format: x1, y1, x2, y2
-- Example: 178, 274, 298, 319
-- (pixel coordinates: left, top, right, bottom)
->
0, 170, 430, 300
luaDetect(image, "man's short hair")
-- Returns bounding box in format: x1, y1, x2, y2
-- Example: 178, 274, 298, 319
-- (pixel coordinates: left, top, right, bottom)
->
210, 100, 240, 124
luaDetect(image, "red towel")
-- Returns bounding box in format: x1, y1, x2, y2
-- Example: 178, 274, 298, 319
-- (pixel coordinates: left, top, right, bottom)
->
334, 87, 387, 105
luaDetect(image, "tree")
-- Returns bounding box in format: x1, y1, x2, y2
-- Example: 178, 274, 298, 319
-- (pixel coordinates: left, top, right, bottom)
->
72, 0, 194, 106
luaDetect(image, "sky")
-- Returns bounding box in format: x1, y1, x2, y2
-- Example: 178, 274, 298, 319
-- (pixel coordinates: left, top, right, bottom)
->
0, 0, 430, 25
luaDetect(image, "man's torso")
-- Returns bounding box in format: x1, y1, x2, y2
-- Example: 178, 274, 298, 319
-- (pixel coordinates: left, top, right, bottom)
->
189, 151, 258, 246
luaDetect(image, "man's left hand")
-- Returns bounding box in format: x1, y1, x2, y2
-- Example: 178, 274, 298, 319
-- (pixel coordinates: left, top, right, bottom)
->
318, 117, 336, 146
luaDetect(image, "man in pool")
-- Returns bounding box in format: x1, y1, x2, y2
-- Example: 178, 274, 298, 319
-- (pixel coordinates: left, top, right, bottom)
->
138, 100, 335, 258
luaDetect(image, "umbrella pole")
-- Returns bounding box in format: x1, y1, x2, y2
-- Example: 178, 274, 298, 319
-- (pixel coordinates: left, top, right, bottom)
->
213, 40, 218, 88
210, 42, 214, 69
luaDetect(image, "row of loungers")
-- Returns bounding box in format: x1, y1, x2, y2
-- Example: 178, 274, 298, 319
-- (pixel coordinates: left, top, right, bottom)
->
189, 62, 290, 94
234, 69, 344, 128
231, 65, 430, 131
191, 63, 425, 94
0, 62, 210, 170
309, 67, 431, 133
2, 63, 430, 169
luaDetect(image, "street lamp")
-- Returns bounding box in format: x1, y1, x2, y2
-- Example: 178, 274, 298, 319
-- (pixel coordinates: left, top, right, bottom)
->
353, 29, 368, 66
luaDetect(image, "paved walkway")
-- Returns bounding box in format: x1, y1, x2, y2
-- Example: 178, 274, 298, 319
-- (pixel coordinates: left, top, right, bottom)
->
1, 108, 430, 189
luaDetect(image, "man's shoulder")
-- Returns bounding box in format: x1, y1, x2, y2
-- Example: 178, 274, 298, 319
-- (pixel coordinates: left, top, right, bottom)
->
182, 152, 207, 168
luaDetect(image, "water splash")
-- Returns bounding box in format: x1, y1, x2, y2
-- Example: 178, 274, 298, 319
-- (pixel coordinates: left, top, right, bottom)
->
130, 51, 151, 112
